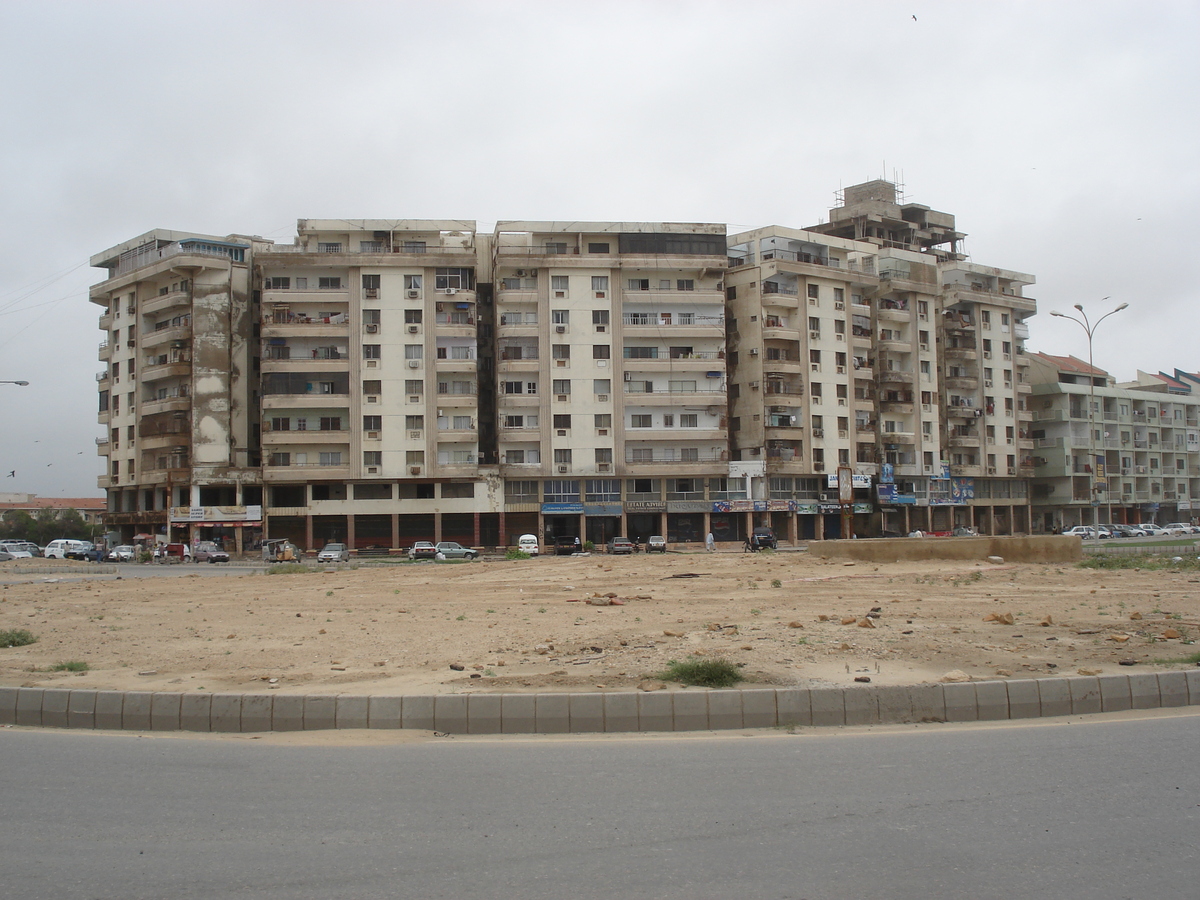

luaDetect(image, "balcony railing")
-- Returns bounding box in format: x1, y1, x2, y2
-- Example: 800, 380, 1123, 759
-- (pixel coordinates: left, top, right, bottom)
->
624, 450, 728, 464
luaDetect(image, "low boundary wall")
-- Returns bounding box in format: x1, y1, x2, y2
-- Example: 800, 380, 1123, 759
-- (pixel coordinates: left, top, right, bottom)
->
2, 671, 1195, 735
807, 534, 1081, 564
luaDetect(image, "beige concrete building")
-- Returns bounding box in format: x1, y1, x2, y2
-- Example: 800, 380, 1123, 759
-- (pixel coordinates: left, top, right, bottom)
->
90, 231, 263, 550
1028, 355, 1200, 530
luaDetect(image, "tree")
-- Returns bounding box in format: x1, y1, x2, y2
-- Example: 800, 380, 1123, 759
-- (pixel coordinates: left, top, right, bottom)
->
0, 510, 36, 541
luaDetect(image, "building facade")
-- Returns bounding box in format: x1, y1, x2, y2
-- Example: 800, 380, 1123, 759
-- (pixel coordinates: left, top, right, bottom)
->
1028, 355, 1200, 530
91, 183, 1054, 551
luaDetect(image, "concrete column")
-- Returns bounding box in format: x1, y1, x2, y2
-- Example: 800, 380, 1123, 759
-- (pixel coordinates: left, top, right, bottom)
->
473, 511, 480, 548
304, 515, 313, 553
498, 511, 507, 550
659, 511, 668, 539
744, 511, 754, 541
434, 511, 443, 543
235, 526, 243, 557
578, 513, 587, 542
703, 512, 711, 545
391, 514, 399, 550
346, 515, 356, 549
537, 511, 545, 544
190, 485, 201, 507
788, 513, 798, 545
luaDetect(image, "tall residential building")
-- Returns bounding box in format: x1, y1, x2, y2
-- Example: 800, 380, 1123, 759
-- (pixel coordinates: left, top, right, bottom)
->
89, 231, 263, 551
1028, 355, 1200, 530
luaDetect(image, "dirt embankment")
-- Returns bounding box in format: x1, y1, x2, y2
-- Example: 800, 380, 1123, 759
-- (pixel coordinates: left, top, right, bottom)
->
2, 552, 1197, 695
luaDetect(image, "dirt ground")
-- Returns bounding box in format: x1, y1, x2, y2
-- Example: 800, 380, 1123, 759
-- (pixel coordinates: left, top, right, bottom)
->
2, 551, 1198, 696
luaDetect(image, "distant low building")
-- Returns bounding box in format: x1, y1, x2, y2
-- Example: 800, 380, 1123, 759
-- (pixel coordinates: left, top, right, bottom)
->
0, 492, 107, 526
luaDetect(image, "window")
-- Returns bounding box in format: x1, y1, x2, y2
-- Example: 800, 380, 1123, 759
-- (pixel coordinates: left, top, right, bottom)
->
628, 278, 650, 291
552, 309, 569, 325
271, 417, 291, 432
543, 480, 580, 503
809, 316, 820, 332
810, 349, 821, 364
452, 415, 472, 430
404, 379, 423, 394
363, 344, 381, 359
632, 414, 652, 428
552, 344, 570, 360
318, 276, 342, 289
402, 241, 427, 254
405, 344, 423, 359
404, 309, 422, 324
269, 452, 290, 467
592, 309, 609, 327
552, 379, 571, 394
554, 449, 572, 464
553, 414, 572, 429
595, 413, 612, 428
551, 276, 569, 294
317, 243, 342, 254
834, 288, 844, 303
362, 415, 382, 431
680, 414, 698, 428
363, 308, 381, 325
677, 279, 694, 291
363, 380, 382, 394
435, 268, 473, 290
544, 241, 567, 255
592, 344, 610, 359
319, 417, 342, 431
594, 379, 611, 394
588, 243, 610, 254
267, 276, 290, 290
362, 274, 380, 290
319, 452, 343, 466
404, 274, 422, 290
502, 381, 525, 394
807, 284, 819, 299
810, 382, 822, 398
406, 450, 425, 464
662, 414, 675, 428
363, 451, 382, 466
405, 415, 424, 430
441, 482, 474, 499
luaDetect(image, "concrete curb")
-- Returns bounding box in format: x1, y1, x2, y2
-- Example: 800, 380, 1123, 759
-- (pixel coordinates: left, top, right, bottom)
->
1, 671, 1197, 735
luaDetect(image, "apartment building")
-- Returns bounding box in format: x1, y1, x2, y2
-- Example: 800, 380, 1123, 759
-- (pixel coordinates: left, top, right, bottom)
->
493, 222, 731, 546
90, 187, 1046, 551
90, 230, 263, 552
1028, 355, 1200, 530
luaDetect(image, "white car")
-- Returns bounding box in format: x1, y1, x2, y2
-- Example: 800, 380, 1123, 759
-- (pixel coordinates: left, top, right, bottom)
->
44, 539, 93, 559
1161, 523, 1197, 536
517, 534, 539, 556
0, 540, 37, 557
1064, 526, 1110, 539
106, 545, 136, 562
317, 542, 350, 563
1139, 524, 1168, 537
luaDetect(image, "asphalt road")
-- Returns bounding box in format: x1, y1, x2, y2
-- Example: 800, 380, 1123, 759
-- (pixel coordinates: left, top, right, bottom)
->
1, 711, 1197, 900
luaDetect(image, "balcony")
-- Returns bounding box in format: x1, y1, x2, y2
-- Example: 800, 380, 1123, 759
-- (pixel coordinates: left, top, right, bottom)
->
624, 449, 728, 466
622, 287, 726, 305
141, 394, 191, 416
944, 346, 978, 361
98, 340, 111, 361
143, 289, 191, 316
882, 431, 918, 444
142, 323, 192, 349
622, 313, 724, 336
622, 385, 726, 404
261, 429, 350, 447
263, 462, 352, 482
877, 370, 914, 385
99, 313, 112, 331
944, 375, 978, 390
261, 311, 348, 339
141, 360, 192, 382
949, 433, 982, 447
875, 304, 911, 322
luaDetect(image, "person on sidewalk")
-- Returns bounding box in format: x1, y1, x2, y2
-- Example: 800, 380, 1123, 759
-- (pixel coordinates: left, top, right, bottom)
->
706, 532, 715, 552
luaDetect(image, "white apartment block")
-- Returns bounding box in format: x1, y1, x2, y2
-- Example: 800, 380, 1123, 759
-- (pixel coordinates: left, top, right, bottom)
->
89, 183, 1053, 552
1028, 356, 1200, 530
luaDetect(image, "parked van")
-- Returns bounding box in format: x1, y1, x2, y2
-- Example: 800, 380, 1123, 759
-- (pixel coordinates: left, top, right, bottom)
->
517, 534, 539, 556
44, 539, 92, 560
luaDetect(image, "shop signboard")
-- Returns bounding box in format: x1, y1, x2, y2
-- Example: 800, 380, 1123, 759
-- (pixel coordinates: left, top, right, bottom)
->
625, 500, 666, 512
583, 504, 623, 516
170, 505, 262, 524
541, 502, 584, 514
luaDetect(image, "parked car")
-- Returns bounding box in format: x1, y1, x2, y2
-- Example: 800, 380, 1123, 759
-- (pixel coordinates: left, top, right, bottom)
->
1139, 523, 1168, 536
607, 536, 634, 555
951, 526, 979, 537
196, 541, 231, 563
517, 534, 540, 556
435, 541, 479, 560
106, 544, 136, 562
408, 541, 438, 560
44, 539, 92, 560
1104, 524, 1146, 538
751, 527, 778, 550
646, 535, 667, 553
0, 546, 32, 559
154, 542, 192, 562
554, 535, 582, 556
1064, 525, 1111, 539
316, 542, 350, 563
0, 540, 39, 557
1162, 522, 1198, 536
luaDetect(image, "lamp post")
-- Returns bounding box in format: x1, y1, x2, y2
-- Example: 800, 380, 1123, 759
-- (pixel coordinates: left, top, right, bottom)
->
1049, 300, 1128, 532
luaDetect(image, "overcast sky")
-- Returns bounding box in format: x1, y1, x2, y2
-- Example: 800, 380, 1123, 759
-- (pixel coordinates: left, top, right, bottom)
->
1, 0, 1196, 499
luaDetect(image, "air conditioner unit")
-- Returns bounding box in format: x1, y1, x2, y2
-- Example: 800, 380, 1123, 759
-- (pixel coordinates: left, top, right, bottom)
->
408, 395, 420, 403
558, 465, 569, 473
364, 289, 379, 300
366, 431, 380, 440
749, 381, 760, 389
367, 395, 379, 403
812, 429, 824, 438
838, 398, 847, 407
366, 466, 378, 474
556, 394, 568, 402
407, 325, 419, 333
984, 380, 993, 387
595, 325, 606, 333
409, 466, 421, 475
836, 333, 845, 342
555, 359, 567, 367
407, 359, 420, 368
983, 351, 992, 359
597, 428, 609, 436
365, 324, 379, 334
595, 291, 606, 298
919, 343, 929, 352
556, 429, 567, 436
555, 325, 566, 333
597, 463, 610, 472
986, 466, 997, 475
554, 291, 566, 299
839, 430, 849, 439
819, 493, 833, 502
836, 366, 846, 375
515, 270, 527, 277
444, 288, 458, 295
597, 394, 608, 402
811, 364, 820, 372
366, 359, 378, 368
623, 372, 632, 381
810, 331, 820, 340
406, 290, 419, 299
835, 301, 845, 310
922, 403, 932, 412
407, 430, 422, 439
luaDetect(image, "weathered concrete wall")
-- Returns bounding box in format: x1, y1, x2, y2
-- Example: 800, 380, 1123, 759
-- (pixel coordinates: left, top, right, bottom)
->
806, 534, 1081, 564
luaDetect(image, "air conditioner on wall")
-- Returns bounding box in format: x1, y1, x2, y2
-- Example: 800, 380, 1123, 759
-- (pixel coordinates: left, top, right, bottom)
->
624, 372, 632, 381
365, 324, 379, 333
407, 325, 419, 333
558, 465, 569, 473
749, 348, 758, 356
407, 360, 420, 368
555, 325, 566, 333
366, 431, 380, 440
406, 290, 419, 299
409, 466, 421, 475
597, 463, 610, 472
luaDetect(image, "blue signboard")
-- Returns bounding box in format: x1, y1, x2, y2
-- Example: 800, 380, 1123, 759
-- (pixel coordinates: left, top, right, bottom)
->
541, 503, 583, 514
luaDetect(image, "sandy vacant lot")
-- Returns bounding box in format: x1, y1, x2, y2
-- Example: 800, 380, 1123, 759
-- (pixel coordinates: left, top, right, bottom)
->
2, 550, 1198, 696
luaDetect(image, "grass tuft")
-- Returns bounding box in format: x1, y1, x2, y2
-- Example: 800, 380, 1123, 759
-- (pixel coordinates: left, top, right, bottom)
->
0, 629, 37, 648
1080, 554, 1200, 571
505, 549, 531, 560
267, 563, 311, 575
1151, 650, 1200, 666
656, 657, 743, 688
52, 660, 89, 672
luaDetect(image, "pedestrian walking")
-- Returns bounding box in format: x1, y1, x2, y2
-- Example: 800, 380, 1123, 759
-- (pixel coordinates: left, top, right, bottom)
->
706, 532, 715, 552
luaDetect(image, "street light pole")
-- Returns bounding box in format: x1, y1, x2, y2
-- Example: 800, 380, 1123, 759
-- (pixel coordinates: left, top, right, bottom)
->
1050, 300, 1128, 531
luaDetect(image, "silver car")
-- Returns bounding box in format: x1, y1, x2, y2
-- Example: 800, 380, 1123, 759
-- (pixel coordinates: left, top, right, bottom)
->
317, 542, 351, 563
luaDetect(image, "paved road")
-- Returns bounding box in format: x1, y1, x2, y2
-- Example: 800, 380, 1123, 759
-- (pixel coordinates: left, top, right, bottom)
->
1, 711, 1197, 900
